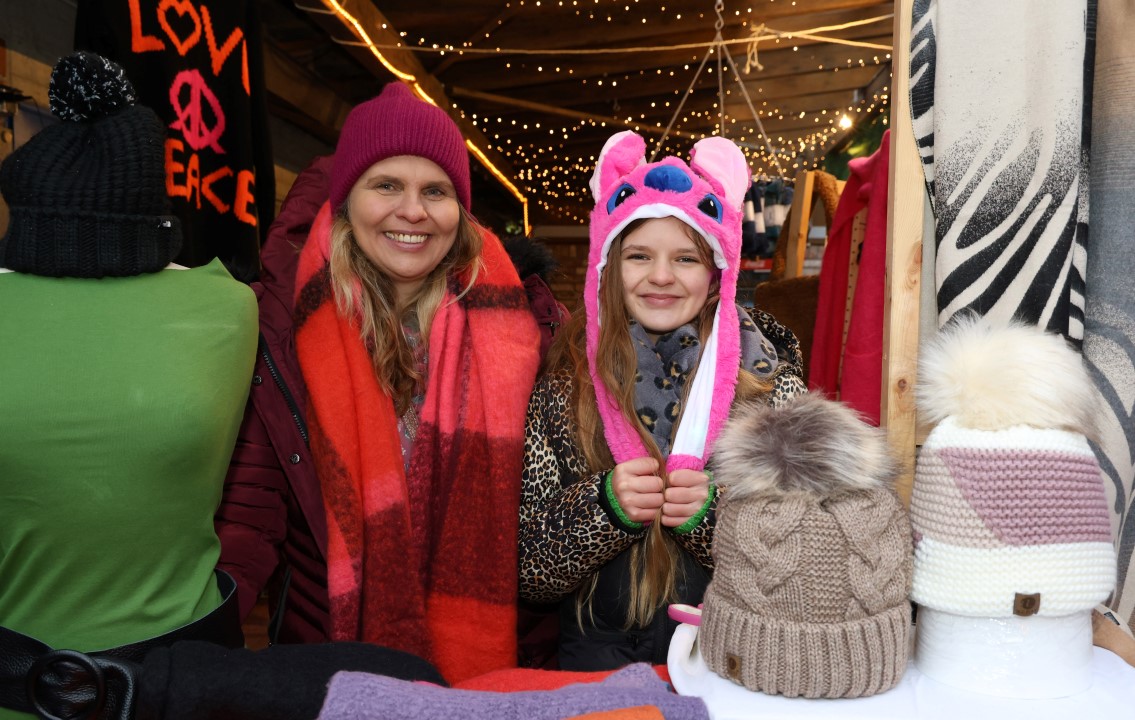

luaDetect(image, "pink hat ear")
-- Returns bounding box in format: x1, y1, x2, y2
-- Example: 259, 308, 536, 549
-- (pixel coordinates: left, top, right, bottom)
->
589, 131, 647, 203
690, 136, 750, 211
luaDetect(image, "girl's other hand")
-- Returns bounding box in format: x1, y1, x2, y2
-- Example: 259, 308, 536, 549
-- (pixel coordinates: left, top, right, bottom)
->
610, 457, 664, 524
661, 468, 710, 527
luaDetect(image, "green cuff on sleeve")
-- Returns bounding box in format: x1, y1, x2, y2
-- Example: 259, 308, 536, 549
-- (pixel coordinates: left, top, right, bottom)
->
602, 469, 644, 532
671, 479, 715, 535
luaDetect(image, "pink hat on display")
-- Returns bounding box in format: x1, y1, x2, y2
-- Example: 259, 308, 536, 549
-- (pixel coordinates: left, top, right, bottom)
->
586, 131, 751, 472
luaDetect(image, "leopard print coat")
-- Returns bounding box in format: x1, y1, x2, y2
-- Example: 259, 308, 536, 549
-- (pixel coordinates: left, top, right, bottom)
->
518, 308, 806, 606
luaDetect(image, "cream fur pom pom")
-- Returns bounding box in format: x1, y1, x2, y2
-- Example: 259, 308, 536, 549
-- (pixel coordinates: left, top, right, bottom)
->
916, 314, 1098, 436
712, 393, 898, 501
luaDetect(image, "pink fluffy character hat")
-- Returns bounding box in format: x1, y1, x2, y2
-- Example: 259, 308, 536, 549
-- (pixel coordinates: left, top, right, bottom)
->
586, 130, 751, 473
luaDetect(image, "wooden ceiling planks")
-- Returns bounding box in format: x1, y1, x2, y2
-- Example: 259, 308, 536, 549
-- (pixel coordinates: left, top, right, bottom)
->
255, 0, 895, 225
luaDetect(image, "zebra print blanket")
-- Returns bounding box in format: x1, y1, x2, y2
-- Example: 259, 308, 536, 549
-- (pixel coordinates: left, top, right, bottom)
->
1084, 0, 1135, 627
910, 0, 1135, 626
909, 0, 1092, 343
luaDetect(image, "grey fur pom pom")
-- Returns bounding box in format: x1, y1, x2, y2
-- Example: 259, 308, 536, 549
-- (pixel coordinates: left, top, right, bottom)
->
711, 393, 899, 501
49, 51, 137, 122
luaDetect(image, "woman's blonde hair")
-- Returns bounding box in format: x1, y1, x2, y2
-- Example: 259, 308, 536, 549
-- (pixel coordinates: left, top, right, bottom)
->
546, 218, 771, 628
328, 203, 482, 414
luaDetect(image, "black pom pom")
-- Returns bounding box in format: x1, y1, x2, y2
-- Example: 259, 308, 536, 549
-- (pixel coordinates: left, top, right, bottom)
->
48, 51, 136, 122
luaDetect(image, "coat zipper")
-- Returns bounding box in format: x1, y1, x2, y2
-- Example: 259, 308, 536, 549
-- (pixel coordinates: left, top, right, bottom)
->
256, 332, 307, 644
258, 333, 309, 445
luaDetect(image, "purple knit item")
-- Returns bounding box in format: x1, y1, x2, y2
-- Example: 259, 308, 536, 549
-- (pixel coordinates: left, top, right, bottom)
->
330, 82, 471, 212
316, 663, 709, 720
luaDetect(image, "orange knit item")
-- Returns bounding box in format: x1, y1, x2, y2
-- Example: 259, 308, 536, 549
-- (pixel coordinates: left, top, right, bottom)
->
453, 665, 672, 692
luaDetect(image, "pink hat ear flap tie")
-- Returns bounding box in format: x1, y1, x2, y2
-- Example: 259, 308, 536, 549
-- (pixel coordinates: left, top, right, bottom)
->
585, 131, 651, 464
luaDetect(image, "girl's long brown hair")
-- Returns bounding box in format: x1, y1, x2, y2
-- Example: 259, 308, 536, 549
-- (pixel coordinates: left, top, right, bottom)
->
544, 219, 771, 627
329, 204, 482, 415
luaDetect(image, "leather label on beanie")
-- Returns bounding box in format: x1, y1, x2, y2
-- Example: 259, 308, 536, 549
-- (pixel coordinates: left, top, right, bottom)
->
1014, 592, 1041, 616
725, 653, 742, 681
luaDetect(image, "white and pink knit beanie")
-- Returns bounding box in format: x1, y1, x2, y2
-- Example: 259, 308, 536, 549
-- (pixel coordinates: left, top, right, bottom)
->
910, 315, 1116, 617
586, 131, 750, 473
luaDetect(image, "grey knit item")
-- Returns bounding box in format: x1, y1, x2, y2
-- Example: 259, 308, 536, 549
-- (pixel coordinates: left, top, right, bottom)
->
701, 393, 914, 698
628, 306, 777, 457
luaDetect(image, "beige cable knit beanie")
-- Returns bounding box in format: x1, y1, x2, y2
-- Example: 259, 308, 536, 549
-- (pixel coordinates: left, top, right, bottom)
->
700, 393, 914, 699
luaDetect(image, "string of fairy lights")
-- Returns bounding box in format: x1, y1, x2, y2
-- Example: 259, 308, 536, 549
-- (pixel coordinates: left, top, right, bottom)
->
361, 0, 895, 224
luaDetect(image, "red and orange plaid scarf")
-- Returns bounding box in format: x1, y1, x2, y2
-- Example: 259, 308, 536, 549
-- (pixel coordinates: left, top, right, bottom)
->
294, 203, 540, 683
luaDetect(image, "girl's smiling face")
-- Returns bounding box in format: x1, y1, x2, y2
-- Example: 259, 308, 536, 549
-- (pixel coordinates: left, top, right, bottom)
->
619, 216, 715, 338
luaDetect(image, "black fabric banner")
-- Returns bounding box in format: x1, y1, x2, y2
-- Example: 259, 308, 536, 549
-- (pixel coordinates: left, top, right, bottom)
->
75, 0, 275, 282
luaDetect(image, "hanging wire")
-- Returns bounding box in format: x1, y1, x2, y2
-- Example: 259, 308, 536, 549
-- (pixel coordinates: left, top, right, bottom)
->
651, 0, 785, 176
355, 15, 894, 56
651, 0, 723, 160
649, 45, 714, 161
722, 45, 785, 177
716, 50, 726, 137
715, 0, 726, 137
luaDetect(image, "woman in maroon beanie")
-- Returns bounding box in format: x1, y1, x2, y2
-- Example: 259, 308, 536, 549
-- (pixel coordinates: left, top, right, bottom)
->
215, 82, 542, 684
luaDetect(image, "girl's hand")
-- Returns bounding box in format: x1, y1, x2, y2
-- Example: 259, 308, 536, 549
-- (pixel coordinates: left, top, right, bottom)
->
661, 468, 710, 528
610, 457, 664, 524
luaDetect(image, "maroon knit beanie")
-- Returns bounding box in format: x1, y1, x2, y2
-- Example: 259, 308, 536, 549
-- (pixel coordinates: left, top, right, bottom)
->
330, 82, 471, 212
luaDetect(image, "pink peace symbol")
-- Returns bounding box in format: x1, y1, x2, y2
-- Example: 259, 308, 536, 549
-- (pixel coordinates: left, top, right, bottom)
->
168, 69, 227, 154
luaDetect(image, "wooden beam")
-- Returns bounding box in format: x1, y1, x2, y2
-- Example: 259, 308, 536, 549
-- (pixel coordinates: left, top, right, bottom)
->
479, 130, 783, 172
476, 61, 890, 151
723, 61, 891, 117
476, 62, 881, 111
481, 106, 848, 149
482, 0, 893, 53
299, 0, 522, 202
261, 40, 353, 141
448, 85, 711, 141
430, 3, 522, 77
441, 28, 892, 93
882, 0, 923, 504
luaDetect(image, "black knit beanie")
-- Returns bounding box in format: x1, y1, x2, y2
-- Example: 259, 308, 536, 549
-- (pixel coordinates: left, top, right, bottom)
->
0, 52, 181, 277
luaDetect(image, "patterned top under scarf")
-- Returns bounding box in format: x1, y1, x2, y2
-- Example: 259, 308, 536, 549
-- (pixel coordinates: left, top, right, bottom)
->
397, 316, 428, 470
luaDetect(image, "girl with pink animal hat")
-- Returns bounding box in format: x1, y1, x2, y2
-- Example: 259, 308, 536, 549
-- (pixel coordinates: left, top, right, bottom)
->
519, 131, 806, 669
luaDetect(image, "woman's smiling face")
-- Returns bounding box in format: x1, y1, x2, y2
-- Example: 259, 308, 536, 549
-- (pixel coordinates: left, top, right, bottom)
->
619, 216, 715, 338
346, 154, 460, 306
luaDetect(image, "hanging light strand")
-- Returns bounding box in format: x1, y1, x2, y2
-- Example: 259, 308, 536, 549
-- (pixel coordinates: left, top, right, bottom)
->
358, 14, 895, 57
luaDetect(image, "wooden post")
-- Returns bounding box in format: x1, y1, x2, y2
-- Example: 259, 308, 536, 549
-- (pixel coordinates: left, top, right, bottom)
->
883, 0, 924, 505
782, 169, 815, 279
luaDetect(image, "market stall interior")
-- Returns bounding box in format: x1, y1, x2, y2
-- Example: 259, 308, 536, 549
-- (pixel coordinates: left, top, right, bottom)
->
254, 0, 894, 229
